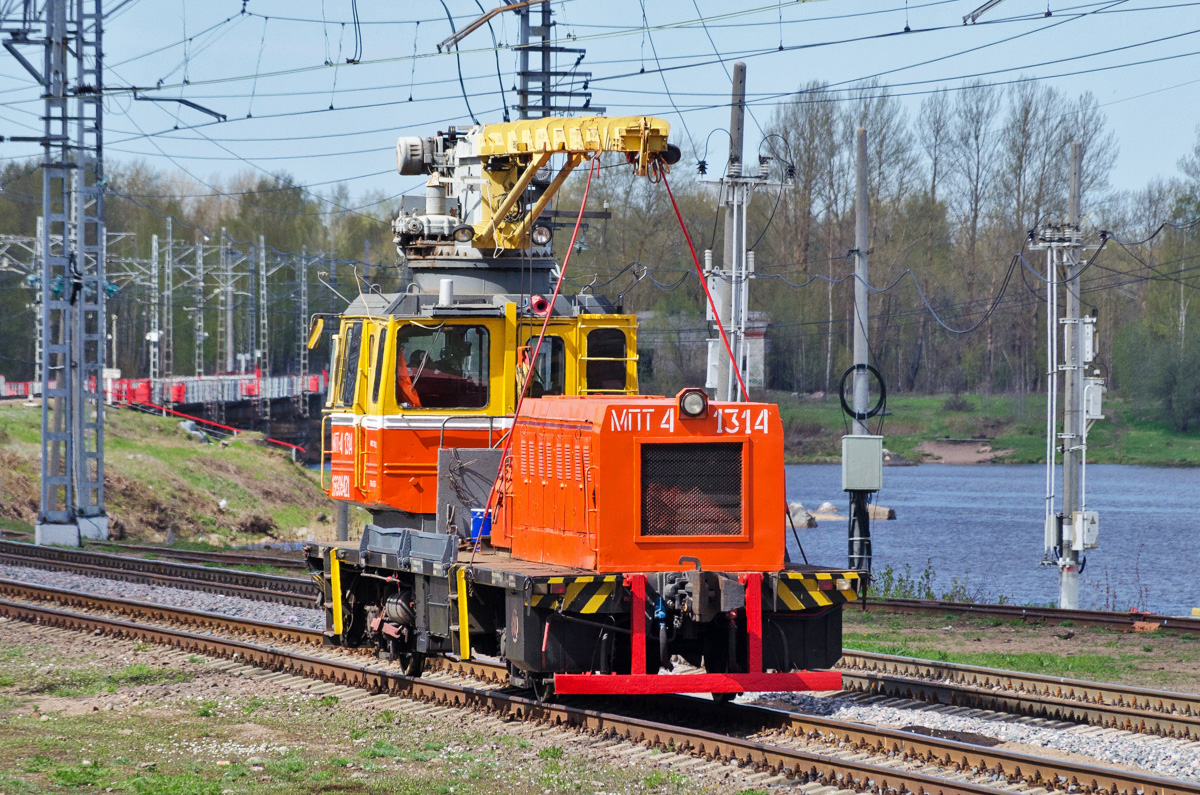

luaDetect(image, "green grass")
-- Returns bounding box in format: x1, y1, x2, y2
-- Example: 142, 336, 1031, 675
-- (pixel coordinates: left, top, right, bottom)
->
0, 654, 704, 795
25, 663, 191, 697
644, 770, 688, 788
0, 402, 334, 545
0, 516, 32, 534
769, 391, 1200, 465
49, 763, 107, 787
846, 641, 1135, 680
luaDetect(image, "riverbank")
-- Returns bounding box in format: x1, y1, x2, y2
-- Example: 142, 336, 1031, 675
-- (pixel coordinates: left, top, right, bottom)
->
0, 402, 356, 544
772, 392, 1200, 466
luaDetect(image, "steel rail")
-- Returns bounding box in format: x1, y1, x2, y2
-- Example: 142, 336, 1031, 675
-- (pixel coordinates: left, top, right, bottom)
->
88, 541, 307, 570
0, 578, 323, 645
0, 538, 316, 606
840, 650, 1200, 739
866, 599, 1200, 634
2, 583, 1198, 795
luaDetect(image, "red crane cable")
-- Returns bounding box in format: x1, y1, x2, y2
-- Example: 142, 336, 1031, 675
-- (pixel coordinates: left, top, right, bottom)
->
660, 170, 750, 402
477, 156, 600, 535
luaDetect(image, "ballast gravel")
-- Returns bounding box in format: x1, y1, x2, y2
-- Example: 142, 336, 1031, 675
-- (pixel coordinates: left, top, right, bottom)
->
768, 691, 1200, 782
0, 562, 324, 630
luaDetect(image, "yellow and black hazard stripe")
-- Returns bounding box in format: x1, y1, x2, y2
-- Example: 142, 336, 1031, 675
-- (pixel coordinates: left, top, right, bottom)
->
529, 575, 621, 614
775, 571, 861, 611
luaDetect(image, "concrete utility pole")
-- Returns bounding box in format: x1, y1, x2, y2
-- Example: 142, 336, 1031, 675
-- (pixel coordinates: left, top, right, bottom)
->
704, 62, 784, 401
1060, 142, 1084, 609
843, 128, 880, 576
14, 0, 110, 546
1036, 140, 1102, 609
713, 62, 746, 402
852, 129, 870, 437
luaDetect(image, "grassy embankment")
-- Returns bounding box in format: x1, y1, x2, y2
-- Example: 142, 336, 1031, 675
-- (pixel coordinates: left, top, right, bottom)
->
0, 402, 361, 544
769, 391, 1200, 465
844, 608, 1200, 692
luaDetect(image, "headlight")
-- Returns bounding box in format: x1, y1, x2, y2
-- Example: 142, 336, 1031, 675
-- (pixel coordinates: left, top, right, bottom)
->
678, 388, 708, 419
531, 225, 553, 246
452, 224, 475, 243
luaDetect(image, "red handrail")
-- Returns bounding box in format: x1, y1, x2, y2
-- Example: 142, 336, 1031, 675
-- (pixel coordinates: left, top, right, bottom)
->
133, 401, 306, 454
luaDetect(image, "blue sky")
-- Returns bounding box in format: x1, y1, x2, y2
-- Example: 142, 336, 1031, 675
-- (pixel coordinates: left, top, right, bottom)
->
2, 0, 1198, 204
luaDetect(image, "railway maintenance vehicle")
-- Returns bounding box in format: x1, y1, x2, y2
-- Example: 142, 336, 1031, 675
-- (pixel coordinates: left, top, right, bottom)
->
305, 115, 860, 699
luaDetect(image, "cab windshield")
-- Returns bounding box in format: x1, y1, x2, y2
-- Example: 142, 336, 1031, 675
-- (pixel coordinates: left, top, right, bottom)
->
395, 325, 489, 409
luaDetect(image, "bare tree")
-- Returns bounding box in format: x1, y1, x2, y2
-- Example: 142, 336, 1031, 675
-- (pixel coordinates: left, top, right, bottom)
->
1061, 91, 1118, 208
820, 99, 853, 393
949, 80, 1002, 305
847, 79, 919, 223
1178, 123, 1200, 183
918, 89, 951, 206
768, 82, 839, 270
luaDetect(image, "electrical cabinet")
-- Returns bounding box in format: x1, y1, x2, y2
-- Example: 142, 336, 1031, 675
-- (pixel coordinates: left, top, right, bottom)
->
841, 435, 883, 492
1081, 317, 1097, 363
1084, 377, 1105, 421
1071, 510, 1099, 551
705, 339, 719, 389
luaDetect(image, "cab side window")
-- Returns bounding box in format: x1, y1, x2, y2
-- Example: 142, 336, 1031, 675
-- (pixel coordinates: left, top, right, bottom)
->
524, 335, 565, 397
396, 325, 490, 409
336, 321, 363, 407
586, 328, 627, 392
370, 328, 387, 405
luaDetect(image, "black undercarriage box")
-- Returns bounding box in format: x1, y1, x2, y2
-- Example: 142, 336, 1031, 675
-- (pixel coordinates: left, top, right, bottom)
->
505, 589, 615, 674
763, 609, 842, 672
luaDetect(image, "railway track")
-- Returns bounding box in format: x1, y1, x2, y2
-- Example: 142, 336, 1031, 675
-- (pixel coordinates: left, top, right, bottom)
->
1, 577, 1198, 795
6, 535, 1200, 742
0, 538, 315, 607
838, 651, 1200, 739
865, 598, 1200, 634
88, 541, 308, 570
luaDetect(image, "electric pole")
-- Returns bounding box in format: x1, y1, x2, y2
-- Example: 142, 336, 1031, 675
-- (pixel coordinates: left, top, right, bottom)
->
514, 1, 599, 119
7, 0, 110, 546
843, 128, 881, 577
1059, 142, 1084, 608
704, 62, 783, 402
852, 129, 870, 438
298, 247, 310, 418
1037, 140, 1103, 608
163, 217, 174, 379
149, 235, 159, 383
711, 62, 746, 402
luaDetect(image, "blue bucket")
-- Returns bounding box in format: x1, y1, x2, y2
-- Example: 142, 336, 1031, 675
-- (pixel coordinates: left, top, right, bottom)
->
470, 508, 492, 542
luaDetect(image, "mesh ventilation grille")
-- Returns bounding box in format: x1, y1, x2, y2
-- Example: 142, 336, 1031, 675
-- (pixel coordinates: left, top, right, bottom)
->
640, 442, 743, 536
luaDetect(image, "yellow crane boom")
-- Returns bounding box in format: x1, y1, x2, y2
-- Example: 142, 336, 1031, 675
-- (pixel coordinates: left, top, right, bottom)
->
473, 115, 672, 249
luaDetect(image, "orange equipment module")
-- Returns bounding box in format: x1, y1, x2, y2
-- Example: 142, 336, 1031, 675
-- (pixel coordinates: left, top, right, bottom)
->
491, 393, 785, 573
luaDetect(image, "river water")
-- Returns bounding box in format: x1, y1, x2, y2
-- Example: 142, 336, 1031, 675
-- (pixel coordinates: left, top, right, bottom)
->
785, 464, 1200, 616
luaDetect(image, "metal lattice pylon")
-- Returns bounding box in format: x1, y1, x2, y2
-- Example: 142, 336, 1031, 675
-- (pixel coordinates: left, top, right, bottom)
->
35, 0, 108, 545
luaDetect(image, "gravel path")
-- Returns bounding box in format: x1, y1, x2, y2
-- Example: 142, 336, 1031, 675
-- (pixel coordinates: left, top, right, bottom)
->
771, 691, 1200, 782
0, 562, 324, 630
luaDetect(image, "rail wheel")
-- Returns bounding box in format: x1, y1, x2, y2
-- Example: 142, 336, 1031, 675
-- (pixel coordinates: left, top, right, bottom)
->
531, 675, 555, 704
398, 651, 425, 677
